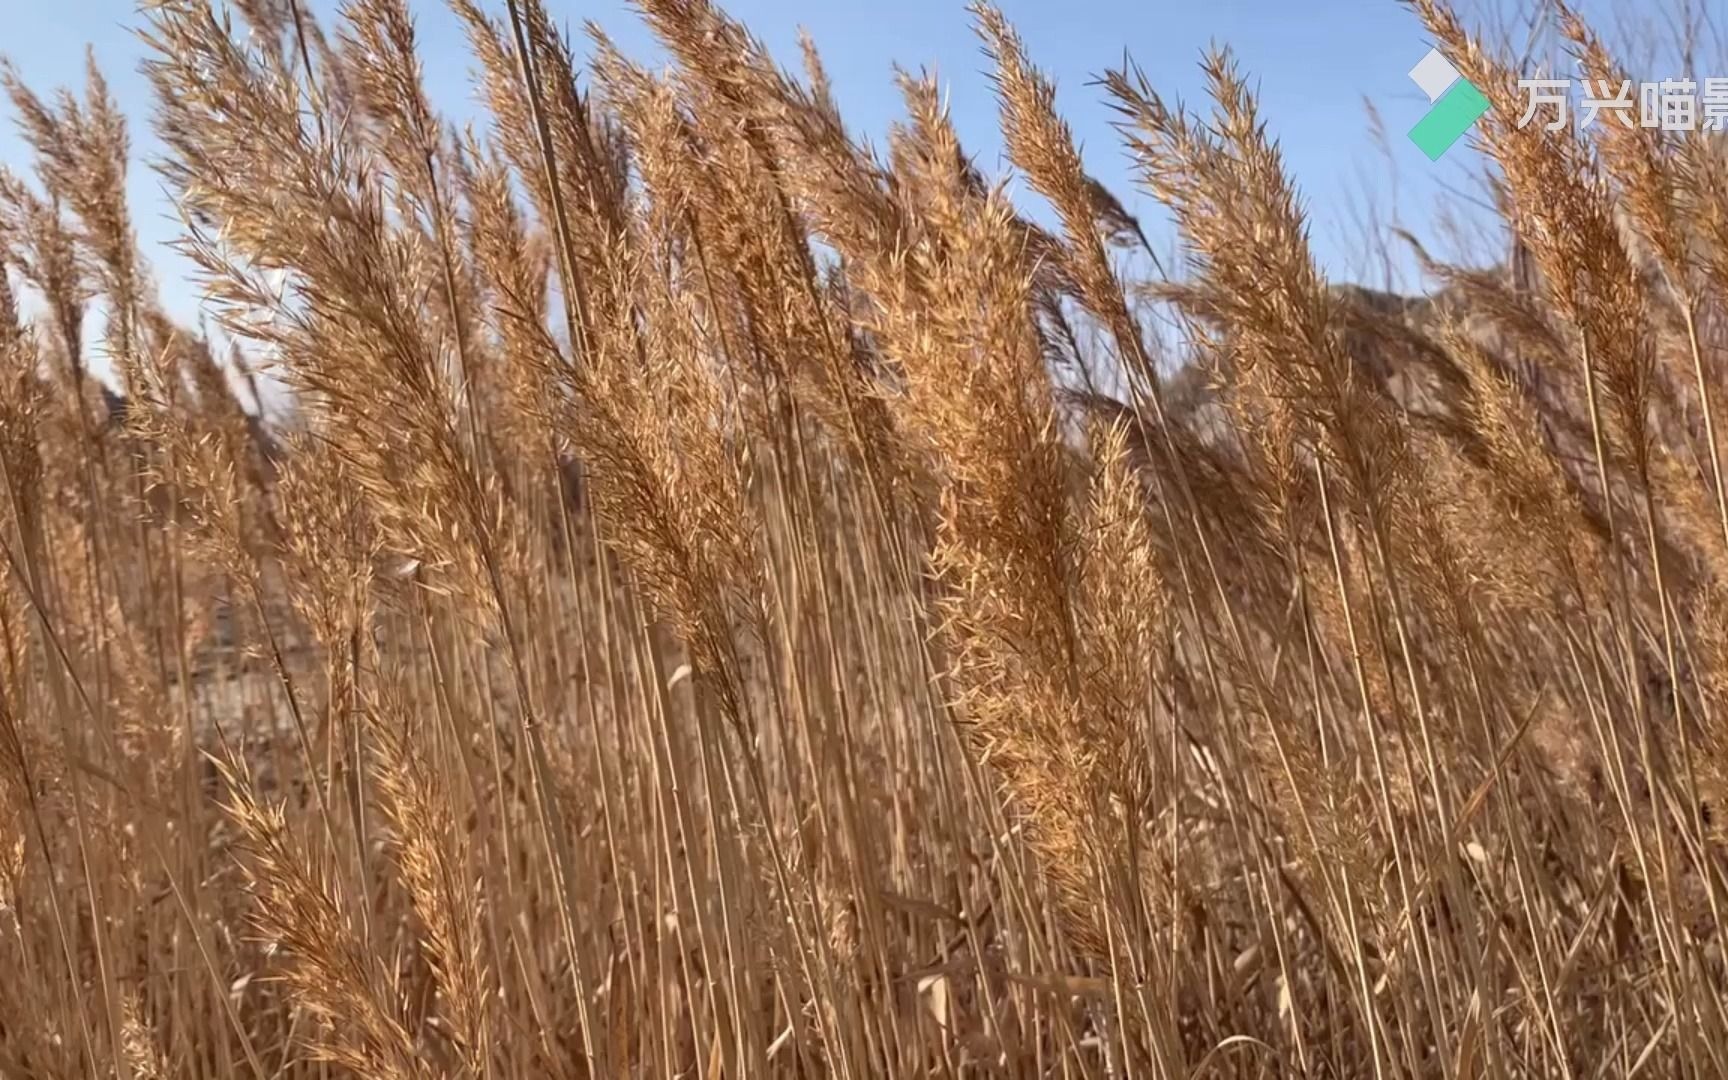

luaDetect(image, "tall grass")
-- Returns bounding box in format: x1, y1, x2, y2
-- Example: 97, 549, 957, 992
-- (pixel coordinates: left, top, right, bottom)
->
2, 0, 1728, 1074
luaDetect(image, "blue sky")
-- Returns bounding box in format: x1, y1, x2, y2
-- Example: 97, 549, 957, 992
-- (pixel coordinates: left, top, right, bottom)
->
2, 0, 1605, 323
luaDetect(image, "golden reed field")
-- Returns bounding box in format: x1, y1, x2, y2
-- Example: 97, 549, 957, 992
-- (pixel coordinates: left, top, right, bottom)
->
3, 0, 1728, 1074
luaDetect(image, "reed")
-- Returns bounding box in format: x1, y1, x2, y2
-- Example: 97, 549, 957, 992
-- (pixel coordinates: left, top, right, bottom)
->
3, 0, 1728, 1073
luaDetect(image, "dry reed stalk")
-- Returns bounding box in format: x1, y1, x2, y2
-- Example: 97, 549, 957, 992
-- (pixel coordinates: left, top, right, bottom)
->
213, 751, 428, 1079
7, 0, 1728, 1073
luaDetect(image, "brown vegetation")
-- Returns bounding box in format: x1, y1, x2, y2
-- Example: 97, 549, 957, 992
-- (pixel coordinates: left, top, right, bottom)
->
3, 0, 1728, 1074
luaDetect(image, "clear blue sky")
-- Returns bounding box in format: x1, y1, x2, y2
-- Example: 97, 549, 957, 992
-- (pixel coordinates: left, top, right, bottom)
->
2, 0, 1629, 323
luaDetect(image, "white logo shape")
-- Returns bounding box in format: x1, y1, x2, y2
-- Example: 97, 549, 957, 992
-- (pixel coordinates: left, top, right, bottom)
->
1409, 47, 1462, 103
